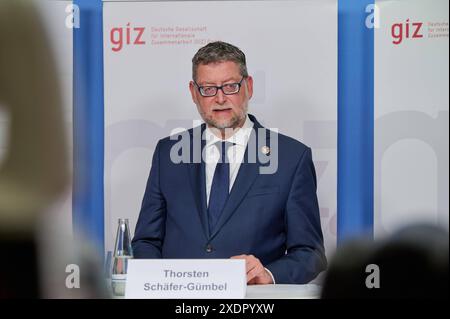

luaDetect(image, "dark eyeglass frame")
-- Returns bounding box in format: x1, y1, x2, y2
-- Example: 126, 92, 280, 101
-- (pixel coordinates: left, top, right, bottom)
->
193, 77, 245, 97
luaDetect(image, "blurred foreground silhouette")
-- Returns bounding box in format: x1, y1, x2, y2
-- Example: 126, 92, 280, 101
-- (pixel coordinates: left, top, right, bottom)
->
321, 223, 449, 298
0, 0, 106, 298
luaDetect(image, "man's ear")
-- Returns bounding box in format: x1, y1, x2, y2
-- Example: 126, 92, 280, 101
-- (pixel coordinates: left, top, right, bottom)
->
189, 81, 198, 104
245, 76, 253, 100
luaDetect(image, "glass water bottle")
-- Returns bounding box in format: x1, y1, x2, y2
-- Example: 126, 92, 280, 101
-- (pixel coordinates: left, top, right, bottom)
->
111, 218, 133, 296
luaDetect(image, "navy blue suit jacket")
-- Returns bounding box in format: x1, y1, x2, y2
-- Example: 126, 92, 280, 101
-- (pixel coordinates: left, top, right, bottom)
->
132, 114, 327, 284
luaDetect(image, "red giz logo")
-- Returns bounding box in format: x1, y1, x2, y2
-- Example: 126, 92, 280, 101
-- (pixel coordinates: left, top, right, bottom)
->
391, 19, 423, 45
110, 23, 146, 52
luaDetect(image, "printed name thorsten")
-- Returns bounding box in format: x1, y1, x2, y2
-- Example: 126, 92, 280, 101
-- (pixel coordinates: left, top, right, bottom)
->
164, 269, 209, 278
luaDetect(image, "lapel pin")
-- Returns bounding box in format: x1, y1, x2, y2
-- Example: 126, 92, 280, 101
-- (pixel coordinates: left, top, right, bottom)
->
261, 145, 270, 155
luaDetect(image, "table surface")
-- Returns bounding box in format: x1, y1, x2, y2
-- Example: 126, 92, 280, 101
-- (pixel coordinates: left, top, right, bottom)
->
245, 284, 321, 299
112, 283, 322, 299
109, 278, 322, 299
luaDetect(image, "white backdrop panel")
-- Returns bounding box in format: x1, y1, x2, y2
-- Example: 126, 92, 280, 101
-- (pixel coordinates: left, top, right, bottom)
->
374, 0, 449, 237
103, 0, 337, 257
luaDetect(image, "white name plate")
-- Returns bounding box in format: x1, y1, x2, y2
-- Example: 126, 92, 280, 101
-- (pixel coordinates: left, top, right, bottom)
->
125, 259, 246, 299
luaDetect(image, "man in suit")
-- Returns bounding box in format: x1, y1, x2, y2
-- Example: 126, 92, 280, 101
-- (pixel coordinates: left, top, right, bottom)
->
132, 41, 327, 284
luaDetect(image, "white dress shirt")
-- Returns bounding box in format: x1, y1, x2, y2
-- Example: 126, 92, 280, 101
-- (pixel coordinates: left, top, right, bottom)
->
204, 115, 254, 206
203, 115, 276, 284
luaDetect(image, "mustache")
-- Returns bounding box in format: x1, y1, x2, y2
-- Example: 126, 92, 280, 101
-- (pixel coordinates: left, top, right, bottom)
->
212, 105, 233, 111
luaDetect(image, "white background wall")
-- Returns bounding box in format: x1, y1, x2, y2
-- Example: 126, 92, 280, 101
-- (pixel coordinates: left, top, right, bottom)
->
374, 0, 449, 237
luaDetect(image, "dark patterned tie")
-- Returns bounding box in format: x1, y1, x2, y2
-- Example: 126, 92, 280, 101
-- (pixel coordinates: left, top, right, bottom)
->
208, 141, 233, 233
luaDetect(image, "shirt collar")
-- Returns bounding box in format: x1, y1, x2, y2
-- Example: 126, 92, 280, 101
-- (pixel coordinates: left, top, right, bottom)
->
204, 114, 254, 147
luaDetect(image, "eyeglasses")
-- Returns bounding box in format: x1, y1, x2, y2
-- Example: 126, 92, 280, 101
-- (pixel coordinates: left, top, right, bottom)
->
194, 77, 245, 97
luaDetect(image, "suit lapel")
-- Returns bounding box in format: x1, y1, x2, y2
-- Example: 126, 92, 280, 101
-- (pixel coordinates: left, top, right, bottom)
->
187, 124, 210, 239
209, 115, 270, 240
209, 155, 259, 240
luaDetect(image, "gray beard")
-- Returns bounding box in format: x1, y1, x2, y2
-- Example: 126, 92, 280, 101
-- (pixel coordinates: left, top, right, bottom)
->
202, 103, 248, 130
206, 114, 242, 129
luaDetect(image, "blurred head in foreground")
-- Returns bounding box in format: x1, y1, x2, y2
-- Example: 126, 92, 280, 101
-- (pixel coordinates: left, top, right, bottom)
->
321, 223, 449, 299
0, 1, 106, 298
0, 0, 67, 237
0, 0, 68, 298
